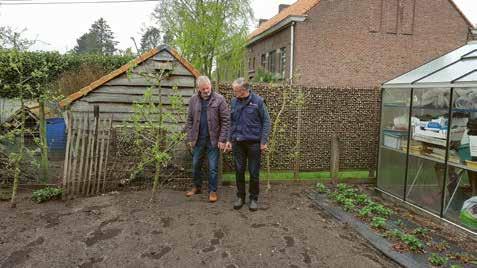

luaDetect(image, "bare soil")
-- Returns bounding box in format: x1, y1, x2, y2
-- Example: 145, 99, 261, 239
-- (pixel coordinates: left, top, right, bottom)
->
0, 184, 399, 268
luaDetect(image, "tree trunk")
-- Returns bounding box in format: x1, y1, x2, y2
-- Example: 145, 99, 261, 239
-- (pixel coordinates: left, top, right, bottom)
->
11, 95, 25, 208
39, 99, 49, 183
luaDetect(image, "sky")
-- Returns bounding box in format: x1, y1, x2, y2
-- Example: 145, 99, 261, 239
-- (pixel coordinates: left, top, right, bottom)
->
0, 0, 474, 53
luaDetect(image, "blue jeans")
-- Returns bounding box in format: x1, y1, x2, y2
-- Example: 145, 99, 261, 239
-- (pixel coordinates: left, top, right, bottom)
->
192, 139, 219, 192
233, 141, 261, 201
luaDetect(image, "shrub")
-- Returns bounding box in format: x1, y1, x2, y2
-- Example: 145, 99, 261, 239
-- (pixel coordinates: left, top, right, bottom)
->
31, 187, 63, 203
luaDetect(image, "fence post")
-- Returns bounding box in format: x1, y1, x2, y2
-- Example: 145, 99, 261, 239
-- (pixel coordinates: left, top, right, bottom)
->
330, 134, 339, 185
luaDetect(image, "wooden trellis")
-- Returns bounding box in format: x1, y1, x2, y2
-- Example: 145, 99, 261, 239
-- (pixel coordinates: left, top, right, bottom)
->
62, 107, 113, 199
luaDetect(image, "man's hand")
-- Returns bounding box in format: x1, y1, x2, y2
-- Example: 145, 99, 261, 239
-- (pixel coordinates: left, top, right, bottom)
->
260, 143, 268, 153
225, 142, 232, 153
218, 142, 226, 152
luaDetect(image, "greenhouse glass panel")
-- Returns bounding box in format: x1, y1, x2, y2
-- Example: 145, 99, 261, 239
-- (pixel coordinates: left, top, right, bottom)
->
443, 88, 477, 231
405, 88, 450, 214
385, 43, 477, 86
377, 88, 410, 198
418, 60, 477, 84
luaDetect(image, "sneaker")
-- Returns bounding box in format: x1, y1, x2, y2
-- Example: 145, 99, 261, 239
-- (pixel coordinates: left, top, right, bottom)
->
233, 197, 244, 210
249, 199, 258, 211
186, 187, 201, 197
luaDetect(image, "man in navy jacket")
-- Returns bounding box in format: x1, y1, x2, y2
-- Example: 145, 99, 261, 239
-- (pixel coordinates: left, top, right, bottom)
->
226, 78, 271, 211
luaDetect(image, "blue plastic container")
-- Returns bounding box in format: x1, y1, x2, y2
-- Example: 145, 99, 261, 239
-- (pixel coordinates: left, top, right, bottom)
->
46, 118, 66, 152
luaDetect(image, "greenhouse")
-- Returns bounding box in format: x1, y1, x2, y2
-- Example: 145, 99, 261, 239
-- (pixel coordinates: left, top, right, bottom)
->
378, 41, 477, 233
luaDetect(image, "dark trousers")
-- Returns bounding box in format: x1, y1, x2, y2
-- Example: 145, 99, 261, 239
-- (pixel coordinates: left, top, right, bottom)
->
192, 139, 219, 192
233, 141, 261, 201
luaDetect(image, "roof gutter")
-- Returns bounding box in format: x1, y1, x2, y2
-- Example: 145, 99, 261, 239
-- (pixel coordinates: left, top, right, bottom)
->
246, 15, 306, 46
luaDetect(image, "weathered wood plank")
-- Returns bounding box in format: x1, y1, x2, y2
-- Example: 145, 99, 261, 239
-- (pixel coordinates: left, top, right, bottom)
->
80, 92, 190, 104
71, 101, 186, 114
94, 85, 195, 97
153, 50, 175, 61
101, 112, 187, 124
104, 73, 195, 87
134, 59, 193, 76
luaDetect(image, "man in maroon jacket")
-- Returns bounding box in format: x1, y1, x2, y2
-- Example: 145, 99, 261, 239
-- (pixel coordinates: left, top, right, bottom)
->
185, 76, 230, 202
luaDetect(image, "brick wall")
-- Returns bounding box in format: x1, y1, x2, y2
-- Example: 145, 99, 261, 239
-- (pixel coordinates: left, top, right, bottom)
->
247, 27, 291, 80
247, 0, 469, 88
293, 0, 469, 88
218, 83, 381, 171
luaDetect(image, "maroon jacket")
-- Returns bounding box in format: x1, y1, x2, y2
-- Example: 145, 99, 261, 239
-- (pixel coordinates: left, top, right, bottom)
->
185, 92, 230, 148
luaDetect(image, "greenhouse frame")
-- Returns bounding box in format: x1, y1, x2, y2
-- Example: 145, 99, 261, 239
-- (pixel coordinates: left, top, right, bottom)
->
378, 41, 477, 233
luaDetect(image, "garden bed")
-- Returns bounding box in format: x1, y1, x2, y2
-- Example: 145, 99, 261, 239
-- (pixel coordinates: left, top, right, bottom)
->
309, 183, 477, 268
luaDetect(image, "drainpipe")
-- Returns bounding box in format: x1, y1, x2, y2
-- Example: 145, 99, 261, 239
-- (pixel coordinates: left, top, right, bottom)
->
289, 22, 295, 84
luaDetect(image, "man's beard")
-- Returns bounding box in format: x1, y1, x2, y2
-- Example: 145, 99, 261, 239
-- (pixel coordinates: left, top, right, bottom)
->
201, 92, 211, 99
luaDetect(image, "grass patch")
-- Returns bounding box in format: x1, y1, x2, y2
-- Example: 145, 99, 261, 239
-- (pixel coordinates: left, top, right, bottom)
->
222, 170, 369, 182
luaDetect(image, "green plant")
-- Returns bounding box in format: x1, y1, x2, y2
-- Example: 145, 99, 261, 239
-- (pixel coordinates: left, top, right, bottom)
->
367, 203, 393, 218
428, 253, 448, 266
31, 187, 63, 203
343, 199, 356, 212
412, 227, 430, 236
384, 229, 403, 240
316, 182, 328, 193
358, 207, 373, 219
371, 217, 387, 229
433, 241, 449, 252
450, 265, 463, 268
401, 234, 424, 252
355, 194, 370, 205
337, 183, 350, 192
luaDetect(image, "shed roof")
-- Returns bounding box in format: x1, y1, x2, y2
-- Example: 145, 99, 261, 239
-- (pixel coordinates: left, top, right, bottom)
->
383, 41, 477, 89
59, 45, 200, 108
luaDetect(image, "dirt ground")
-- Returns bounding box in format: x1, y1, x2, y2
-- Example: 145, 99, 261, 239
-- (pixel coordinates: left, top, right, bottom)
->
0, 184, 399, 268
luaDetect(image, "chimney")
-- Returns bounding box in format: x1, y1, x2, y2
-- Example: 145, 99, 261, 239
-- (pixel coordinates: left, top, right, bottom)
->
258, 19, 268, 27
279, 4, 290, 13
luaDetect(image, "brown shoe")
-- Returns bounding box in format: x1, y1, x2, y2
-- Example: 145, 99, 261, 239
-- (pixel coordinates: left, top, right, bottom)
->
209, 192, 218, 203
186, 187, 201, 197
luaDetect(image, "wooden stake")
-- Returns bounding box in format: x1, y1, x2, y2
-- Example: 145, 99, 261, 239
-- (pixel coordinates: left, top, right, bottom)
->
92, 106, 100, 194
77, 114, 88, 195
331, 134, 340, 185
82, 114, 92, 195
102, 116, 113, 193
86, 116, 97, 196
96, 119, 106, 194
62, 112, 73, 200
71, 114, 83, 197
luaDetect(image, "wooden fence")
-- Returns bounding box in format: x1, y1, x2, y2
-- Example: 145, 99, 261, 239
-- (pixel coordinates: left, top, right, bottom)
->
62, 107, 113, 199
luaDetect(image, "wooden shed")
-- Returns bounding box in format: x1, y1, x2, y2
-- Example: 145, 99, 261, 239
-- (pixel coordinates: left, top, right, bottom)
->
59, 45, 200, 125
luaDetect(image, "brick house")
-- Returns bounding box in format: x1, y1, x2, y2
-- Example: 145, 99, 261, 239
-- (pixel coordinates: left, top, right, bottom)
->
246, 0, 475, 87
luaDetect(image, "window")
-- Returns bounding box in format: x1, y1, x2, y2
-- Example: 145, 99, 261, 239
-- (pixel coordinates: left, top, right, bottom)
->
261, 53, 267, 69
279, 47, 286, 79
268, 50, 276, 73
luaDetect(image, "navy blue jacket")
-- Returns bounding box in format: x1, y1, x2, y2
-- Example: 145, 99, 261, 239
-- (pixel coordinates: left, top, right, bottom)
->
229, 91, 271, 144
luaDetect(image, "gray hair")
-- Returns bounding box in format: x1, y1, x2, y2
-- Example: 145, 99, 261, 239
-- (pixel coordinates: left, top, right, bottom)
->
232, 77, 249, 91
196, 76, 211, 87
